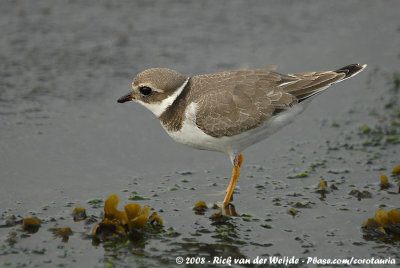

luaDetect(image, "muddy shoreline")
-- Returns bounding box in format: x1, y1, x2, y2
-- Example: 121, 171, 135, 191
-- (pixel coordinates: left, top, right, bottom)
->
1, 1, 399, 267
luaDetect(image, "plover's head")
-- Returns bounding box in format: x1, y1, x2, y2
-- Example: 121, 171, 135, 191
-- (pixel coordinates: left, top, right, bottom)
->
118, 68, 188, 117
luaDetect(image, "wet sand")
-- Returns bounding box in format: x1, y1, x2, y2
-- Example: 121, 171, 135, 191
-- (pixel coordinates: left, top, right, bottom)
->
1, 1, 399, 267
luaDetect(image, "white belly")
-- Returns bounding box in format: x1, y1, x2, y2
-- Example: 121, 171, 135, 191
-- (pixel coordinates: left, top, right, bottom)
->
164, 102, 305, 158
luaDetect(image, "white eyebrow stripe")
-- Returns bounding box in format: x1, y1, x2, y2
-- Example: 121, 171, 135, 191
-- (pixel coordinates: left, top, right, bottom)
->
136, 77, 190, 117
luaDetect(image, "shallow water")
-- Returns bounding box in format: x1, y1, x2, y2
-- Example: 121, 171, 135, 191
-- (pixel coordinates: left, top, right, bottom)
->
1, 1, 399, 267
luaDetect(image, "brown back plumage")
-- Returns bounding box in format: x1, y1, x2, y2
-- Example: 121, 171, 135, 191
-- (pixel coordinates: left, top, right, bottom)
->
191, 69, 296, 137
190, 64, 366, 137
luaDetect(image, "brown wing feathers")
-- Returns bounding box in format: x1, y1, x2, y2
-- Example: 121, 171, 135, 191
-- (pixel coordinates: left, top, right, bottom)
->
282, 63, 366, 102
281, 72, 344, 102
193, 64, 365, 137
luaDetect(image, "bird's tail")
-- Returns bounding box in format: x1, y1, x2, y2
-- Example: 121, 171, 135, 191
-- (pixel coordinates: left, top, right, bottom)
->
334, 63, 367, 81
283, 63, 367, 102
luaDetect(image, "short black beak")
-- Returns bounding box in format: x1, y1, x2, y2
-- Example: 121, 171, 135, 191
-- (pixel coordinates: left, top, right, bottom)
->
117, 92, 134, 103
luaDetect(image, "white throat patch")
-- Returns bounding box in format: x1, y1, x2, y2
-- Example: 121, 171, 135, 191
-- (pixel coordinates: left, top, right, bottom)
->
137, 78, 190, 117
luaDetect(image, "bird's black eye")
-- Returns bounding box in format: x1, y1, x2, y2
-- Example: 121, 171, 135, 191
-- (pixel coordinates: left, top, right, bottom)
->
139, 86, 152, 96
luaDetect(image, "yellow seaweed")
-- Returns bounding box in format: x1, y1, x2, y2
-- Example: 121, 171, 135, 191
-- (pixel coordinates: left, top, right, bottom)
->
22, 217, 41, 233
388, 209, 400, 224
149, 212, 163, 226
392, 164, 400, 174
125, 204, 142, 220
373, 209, 390, 227
362, 208, 400, 241
193, 200, 208, 212
318, 179, 328, 191
72, 207, 87, 221
55, 227, 73, 236
92, 194, 163, 243
93, 218, 127, 237
129, 214, 148, 229
362, 218, 378, 228
104, 194, 119, 216
379, 174, 390, 189
142, 205, 150, 216
380, 174, 389, 185
53, 227, 73, 243
289, 208, 297, 216
125, 204, 151, 229
377, 226, 387, 234
104, 194, 128, 225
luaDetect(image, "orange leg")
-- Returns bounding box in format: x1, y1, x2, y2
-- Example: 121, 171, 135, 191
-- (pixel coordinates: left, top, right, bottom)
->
223, 154, 243, 207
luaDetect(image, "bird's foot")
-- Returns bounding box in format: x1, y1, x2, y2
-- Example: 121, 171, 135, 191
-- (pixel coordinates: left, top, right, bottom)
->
211, 203, 239, 217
